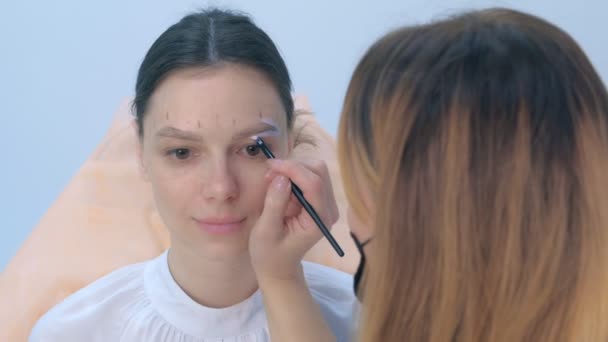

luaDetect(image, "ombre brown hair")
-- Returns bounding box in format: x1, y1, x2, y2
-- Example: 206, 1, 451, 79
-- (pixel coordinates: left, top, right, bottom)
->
338, 8, 608, 341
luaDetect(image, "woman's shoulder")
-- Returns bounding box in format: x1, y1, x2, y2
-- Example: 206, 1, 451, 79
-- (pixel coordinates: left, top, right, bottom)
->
28, 257, 155, 341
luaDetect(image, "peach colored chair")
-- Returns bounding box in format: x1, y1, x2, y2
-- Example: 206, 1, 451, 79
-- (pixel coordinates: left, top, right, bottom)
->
0, 96, 358, 341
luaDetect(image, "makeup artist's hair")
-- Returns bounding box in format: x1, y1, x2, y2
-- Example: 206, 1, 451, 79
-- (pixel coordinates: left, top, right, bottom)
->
339, 7, 608, 342
132, 8, 294, 136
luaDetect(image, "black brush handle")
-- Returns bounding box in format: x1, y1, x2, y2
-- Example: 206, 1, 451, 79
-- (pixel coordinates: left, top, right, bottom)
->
256, 137, 345, 257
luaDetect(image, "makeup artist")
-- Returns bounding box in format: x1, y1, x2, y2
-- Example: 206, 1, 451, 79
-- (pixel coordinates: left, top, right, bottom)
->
250, 7, 608, 342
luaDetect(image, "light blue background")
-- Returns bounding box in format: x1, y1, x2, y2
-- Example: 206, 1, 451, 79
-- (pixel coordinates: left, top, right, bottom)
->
1, 0, 606, 270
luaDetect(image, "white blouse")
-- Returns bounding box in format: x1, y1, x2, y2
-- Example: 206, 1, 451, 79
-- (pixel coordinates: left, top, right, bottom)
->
29, 251, 356, 341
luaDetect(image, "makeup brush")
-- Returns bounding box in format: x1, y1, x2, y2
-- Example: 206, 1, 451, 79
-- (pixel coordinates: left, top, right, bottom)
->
253, 136, 344, 257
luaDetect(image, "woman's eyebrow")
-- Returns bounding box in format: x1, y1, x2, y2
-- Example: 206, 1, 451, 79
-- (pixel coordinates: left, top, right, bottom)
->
155, 126, 203, 142
154, 120, 280, 142
231, 121, 280, 141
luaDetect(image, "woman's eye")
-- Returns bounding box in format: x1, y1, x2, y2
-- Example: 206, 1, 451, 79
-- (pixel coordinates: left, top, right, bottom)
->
169, 148, 191, 160
244, 144, 261, 157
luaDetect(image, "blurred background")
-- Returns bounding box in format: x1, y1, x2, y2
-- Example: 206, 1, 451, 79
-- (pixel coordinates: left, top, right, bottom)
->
1, 0, 606, 270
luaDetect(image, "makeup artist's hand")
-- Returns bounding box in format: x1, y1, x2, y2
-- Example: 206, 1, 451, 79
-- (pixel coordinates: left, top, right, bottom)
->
249, 158, 339, 282
249, 158, 339, 342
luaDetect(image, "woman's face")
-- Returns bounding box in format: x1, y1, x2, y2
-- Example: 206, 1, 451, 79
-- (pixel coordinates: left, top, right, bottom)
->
139, 64, 290, 260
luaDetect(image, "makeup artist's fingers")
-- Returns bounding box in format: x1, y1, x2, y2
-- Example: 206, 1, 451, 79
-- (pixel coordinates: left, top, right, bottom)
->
284, 196, 302, 218
267, 158, 339, 225
299, 158, 339, 223
267, 159, 320, 192
298, 158, 339, 222
264, 169, 278, 181
266, 169, 305, 218
250, 174, 322, 281
254, 175, 292, 239
269, 158, 329, 187
277, 158, 329, 179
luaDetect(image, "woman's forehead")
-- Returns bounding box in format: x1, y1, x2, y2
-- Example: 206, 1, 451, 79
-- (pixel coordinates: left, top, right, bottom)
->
144, 65, 288, 136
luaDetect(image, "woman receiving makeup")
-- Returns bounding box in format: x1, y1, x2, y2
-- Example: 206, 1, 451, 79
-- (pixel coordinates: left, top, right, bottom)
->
29, 8, 355, 342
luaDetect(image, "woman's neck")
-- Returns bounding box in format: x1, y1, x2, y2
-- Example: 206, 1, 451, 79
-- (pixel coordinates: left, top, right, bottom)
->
167, 245, 258, 308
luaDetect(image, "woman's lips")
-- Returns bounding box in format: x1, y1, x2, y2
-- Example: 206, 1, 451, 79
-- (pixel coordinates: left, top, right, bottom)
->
194, 217, 246, 235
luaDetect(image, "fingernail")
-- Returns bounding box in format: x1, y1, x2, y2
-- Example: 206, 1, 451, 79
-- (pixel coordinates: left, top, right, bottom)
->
275, 175, 289, 191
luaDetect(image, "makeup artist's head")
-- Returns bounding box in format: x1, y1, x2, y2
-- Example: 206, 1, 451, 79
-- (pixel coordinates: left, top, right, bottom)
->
339, 7, 608, 342
133, 9, 294, 260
